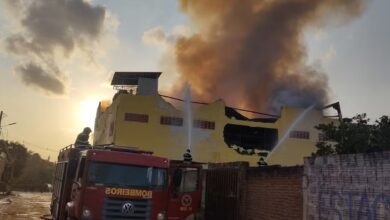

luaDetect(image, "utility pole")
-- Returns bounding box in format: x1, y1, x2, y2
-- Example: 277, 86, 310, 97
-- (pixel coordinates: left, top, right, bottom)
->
0, 111, 16, 137
0, 111, 3, 136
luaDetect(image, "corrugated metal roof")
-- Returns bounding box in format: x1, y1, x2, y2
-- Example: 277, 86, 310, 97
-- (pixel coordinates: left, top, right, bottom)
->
111, 72, 162, 85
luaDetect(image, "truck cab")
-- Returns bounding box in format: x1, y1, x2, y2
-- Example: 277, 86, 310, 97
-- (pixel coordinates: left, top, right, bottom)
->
51, 145, 203, 220
168, 161, 203, 220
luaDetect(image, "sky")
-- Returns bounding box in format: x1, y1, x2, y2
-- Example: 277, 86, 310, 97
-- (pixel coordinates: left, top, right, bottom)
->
0, 0, 389, 160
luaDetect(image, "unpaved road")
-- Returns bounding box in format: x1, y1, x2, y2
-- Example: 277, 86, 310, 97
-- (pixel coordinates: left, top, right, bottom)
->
0, 192, 51, 220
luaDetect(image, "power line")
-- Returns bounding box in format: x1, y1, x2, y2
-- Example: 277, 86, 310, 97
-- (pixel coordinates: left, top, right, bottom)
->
21, 140, 58, 153
5, 137, 58, 153
160, 94, 280, 118
0, 110, 56, 153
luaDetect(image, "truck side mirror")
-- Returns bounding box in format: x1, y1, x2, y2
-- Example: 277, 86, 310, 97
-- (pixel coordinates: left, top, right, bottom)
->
171, 169, 182, 198
172, 168, 182, 189
73, 180, 82, 190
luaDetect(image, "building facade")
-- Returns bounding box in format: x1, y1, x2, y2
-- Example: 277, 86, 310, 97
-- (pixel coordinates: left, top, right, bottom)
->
93, 72, 337, 166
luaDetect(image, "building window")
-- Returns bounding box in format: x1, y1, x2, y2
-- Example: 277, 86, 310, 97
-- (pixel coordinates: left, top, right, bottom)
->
124, 113, 149, 123
223, 124, 278, 151
160, 116, 183, 126
289, 130, 310, 139
193, 120, 215, 130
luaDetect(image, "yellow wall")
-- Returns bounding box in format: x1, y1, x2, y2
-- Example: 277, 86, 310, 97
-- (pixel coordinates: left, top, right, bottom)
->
94, 93, 336, 166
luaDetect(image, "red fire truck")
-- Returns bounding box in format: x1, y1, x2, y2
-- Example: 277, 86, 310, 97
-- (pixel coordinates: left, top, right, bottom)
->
50, 145, 203, 220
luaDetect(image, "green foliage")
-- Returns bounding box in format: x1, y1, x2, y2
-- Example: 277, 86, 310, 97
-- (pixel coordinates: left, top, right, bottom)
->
0, 140, 28, 179
0, 139, 55, 191
314, 114, 390, 156
12, 153, 55, 191
371, 116, 390, 151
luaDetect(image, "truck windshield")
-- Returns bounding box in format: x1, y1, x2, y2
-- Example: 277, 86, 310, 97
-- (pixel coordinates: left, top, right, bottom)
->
87, 161, 167, 190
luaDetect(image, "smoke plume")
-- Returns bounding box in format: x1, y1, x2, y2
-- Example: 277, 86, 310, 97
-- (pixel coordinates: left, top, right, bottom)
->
172, 0, 364, 113
3, 0, 107, 95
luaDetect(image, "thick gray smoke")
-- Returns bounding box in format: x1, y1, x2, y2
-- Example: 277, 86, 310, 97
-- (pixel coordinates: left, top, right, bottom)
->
172, 0, 364, 114
3, 0, 106, 95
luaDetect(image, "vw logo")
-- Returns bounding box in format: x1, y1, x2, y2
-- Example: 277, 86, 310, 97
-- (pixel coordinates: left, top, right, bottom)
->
121, 202, 134, 215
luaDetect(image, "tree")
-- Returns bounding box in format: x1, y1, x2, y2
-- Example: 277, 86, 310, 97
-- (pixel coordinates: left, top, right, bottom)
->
0, 139, 55, 191
0, 140, 28, 179
12, 153, 55, 191
314, 114, 390, 156
371, 116, 390, 151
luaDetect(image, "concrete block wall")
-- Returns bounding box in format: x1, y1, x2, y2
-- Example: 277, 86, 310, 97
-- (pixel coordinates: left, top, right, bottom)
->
246, 166, 303, 220
304, 152, 390, 220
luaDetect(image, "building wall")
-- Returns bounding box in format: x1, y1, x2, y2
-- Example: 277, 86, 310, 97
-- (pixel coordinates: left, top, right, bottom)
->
304, 152, 390, 220
94, 93, 335, 166
205, 162, 249, 220
93, 100, 117, 145
246, 166, 303, 220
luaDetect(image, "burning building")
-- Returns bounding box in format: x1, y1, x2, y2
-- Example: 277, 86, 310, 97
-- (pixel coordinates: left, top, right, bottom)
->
92, 0, 364, 166
94, 72, 342, 165
93, 72, 338, 166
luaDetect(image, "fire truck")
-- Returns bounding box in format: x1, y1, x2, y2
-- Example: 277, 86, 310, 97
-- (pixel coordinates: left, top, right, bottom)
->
50, 145, 203, 220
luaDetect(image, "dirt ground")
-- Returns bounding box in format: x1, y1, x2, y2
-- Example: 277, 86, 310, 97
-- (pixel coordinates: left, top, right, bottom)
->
0, 192, 51, 220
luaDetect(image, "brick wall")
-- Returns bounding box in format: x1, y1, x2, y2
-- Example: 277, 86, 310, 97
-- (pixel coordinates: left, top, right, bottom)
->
304, 152, 390, 220
246, 166, 303, 220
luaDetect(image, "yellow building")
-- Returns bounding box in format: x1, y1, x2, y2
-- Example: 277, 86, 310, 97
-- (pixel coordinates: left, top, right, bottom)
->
93, 72, 338, 166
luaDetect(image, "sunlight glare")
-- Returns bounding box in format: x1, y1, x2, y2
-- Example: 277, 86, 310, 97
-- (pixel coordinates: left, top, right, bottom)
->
79, 99, 100, 129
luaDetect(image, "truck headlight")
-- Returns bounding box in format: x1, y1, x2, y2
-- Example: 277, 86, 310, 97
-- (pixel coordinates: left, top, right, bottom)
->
81, 209, 92, 220
157, 212, 165, 220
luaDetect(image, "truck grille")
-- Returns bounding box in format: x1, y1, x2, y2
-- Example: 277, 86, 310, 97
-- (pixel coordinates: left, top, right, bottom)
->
102, 198, 152, 220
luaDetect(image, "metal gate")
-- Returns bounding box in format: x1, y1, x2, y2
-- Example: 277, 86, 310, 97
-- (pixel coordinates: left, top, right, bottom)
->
204, 162, 248, 220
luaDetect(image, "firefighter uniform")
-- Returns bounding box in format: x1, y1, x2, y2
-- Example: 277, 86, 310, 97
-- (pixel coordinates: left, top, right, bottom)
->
183, 149, 192, 163
257, 157, 268, 166
75, 127, 92, 147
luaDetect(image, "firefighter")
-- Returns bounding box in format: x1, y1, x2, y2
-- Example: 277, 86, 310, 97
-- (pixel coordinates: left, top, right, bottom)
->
75, 127, 92, 147
257, 157, 268, 166
183, 149, 192, 163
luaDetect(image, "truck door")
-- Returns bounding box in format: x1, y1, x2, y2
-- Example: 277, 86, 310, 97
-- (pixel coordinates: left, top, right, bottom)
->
51, 161, 68, 219
168, 166, 201, 219
69, 157, 86, 218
